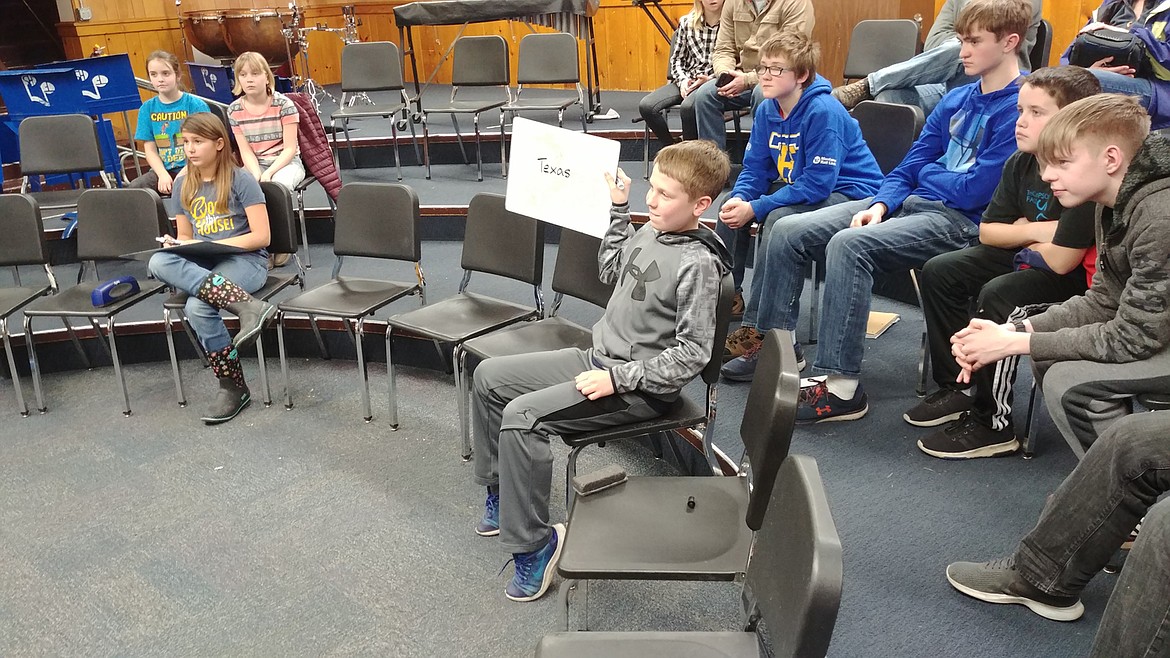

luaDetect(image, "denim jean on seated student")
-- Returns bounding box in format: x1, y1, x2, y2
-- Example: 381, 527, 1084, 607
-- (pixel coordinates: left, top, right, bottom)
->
870, 39, 977, 116
680, 78, 765, 150
1087, 69, 1154, 112
713, 187, 850, 327
148, 252, 268, 352
754, 195, 979, 376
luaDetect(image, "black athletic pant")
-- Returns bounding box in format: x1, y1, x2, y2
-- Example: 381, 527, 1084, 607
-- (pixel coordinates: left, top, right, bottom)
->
920, 244, 1088, 429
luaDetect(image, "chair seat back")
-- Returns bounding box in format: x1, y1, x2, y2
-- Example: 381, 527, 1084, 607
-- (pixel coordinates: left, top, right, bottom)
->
76, 188, 168, 260
746, 455, 843, 658
852, 100, 925, 175
1030, 19, 1053, 71
259, 181, 299, 255
333, 182, 422, 263
453, 35, 510, 87
517, 32, 580, 85
462, 193, 544, 287
341, 41, 407, 93
19, 114, 105, 177
551, 229, 613, 310
842, 19, 921, 79
741, 330, 801, 530
0, 194, 47, 267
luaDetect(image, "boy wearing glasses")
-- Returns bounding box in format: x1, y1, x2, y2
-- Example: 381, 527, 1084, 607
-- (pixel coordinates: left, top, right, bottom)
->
720, 0, 1027, 425
717, 30, 882, 373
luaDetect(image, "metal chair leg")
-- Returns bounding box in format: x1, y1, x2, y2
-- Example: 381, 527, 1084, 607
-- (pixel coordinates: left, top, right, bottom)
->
386, 327, 399, 429
163, 308, 187, 407
643, 123, 651, 180
354, 317, 372, 422
277, 312, 294, 410
256, 334, 272, 407
389, 116, 403, 181
909, 269, 929, 397
422, 112, 433, 180
1022, 380, 1038, 459
473, 114, 484, 182
106, 317, 132, 416
22, 316, 46, 413
62, 318, 91, 368
1, 319, 29, 416
295, 186, 313, 269
451, 113, 469, 164
456, 344, 471, 461
808, 260, 821, 345
499, 109, 507, 179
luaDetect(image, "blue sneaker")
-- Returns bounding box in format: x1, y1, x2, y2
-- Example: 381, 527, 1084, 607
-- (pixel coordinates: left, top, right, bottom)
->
475, 490, 499, 537
721, 341, 806, 382
504, 523, 565, 602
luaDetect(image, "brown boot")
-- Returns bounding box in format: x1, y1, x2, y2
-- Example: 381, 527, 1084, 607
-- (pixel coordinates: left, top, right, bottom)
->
832, 79, 871, 110
730, 291, 745, 319
195, 273, 276, 350
723, 326, 762, 363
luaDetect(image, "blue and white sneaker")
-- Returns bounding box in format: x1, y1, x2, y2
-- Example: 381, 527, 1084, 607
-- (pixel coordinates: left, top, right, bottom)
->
475, 490, 499, 537
504, 523, 565, 602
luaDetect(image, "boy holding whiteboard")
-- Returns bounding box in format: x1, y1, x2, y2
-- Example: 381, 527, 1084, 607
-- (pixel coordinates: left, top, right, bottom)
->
470, 141, 732, 603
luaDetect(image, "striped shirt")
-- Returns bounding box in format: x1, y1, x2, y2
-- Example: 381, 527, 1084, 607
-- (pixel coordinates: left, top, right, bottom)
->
668, 12, 720, 85
228, 91, 300, 167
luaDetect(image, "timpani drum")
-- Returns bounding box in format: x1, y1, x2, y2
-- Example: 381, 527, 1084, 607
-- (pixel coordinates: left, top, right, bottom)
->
179, 11, 232, 59
223, 10, 301, 65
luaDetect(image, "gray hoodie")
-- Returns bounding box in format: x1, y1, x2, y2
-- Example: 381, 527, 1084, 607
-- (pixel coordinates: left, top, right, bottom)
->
589, 204, 732, 400
1029, 133, 1170, 362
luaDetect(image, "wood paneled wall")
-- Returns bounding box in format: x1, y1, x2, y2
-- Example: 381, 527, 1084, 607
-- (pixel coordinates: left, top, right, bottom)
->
54, 0, 1103, 106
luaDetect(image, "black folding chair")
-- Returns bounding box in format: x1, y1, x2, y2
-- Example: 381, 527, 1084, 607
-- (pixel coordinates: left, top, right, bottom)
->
554, 330, 804, 630
18, 114, 115, 219
539, 454, 842, 657
1030, 19, 1053, 71
503, 32, 588, 132
161, 181, 307, 408
558, 269, 735, 503
0, 194, 58, 416
458, 229, 614, 461
421, 35, 510, 182
386, 193, 544, 444
277, 182, 425, 422
330, 41, 419, 181
22, 189, 169, 416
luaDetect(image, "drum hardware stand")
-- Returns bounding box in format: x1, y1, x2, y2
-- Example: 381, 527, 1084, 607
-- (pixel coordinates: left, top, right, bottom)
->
283, 0, 336, 111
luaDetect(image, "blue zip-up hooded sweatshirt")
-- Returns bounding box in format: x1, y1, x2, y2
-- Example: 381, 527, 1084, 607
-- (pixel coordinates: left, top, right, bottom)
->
730, 74, 883, 219
871, 79, 1021, 224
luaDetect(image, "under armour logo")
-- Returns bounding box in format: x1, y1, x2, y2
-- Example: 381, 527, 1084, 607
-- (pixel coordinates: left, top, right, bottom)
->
620, 247, 661, 302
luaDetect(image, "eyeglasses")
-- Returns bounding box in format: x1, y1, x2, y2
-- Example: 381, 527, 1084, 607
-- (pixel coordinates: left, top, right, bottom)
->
754, 64, 790, 77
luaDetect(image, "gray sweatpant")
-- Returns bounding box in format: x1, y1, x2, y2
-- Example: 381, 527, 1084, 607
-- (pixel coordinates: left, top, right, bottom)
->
471, 348, 665, 554
1035, 347, 1170, 458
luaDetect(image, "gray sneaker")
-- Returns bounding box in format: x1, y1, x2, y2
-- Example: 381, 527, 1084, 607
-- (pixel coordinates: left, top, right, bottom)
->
946, 557, 1084, 622
722, 341, 805, 382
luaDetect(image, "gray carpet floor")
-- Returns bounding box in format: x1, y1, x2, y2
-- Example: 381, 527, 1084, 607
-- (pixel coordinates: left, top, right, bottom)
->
0, 235, 1114, 656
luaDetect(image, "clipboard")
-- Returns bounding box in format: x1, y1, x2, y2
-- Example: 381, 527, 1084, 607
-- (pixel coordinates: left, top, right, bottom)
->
120, 241, 251, 261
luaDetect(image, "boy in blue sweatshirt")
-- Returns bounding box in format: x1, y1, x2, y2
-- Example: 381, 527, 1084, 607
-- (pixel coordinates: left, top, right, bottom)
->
721, 0, 1029, 425
716, 31, 883, 371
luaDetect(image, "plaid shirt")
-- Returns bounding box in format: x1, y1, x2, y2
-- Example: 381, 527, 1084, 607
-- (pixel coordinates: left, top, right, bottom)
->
668, 12, 720, 84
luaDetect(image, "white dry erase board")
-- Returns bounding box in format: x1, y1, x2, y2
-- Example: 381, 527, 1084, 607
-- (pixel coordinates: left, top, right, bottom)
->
505, 117, 621, 238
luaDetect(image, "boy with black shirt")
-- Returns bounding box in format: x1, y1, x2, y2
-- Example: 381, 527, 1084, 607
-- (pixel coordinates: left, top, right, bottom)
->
907, 67, 1101, 459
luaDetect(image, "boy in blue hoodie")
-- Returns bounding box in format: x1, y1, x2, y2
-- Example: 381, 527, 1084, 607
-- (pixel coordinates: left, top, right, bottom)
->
721, 0, 1028, 425
716, 31, 883, 371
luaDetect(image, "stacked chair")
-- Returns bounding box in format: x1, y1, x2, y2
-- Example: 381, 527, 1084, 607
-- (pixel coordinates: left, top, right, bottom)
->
552, 331, 838, 652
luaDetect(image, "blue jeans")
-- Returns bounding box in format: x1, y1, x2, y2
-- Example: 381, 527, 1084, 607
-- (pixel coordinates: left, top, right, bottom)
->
869, 39, 975, 116
754, 196, 979, 376
714, 190, 850, 327
148, 251, 268, 353
1008, 411, 1170, 657
679, 78, 764, 150
1088, 68, 1154, 107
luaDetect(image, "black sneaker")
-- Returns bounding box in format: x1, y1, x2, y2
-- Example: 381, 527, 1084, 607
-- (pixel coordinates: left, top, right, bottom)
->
903, 388, 973, 427
917, 414, 1020, 459
795, 380, 868, 424
946, 557, 1084, 622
